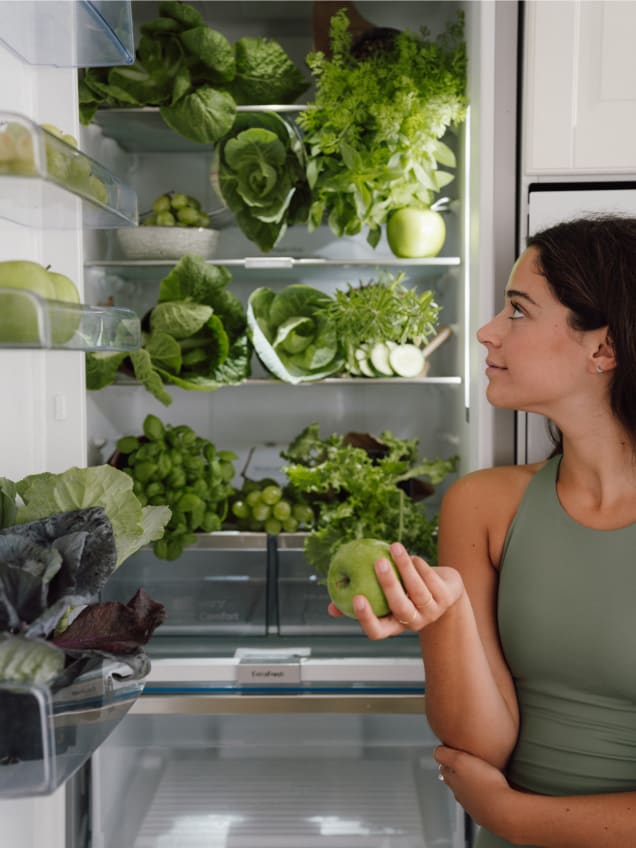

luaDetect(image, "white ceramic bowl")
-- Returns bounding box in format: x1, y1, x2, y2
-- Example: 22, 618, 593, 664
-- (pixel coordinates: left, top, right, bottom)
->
116, 226, 219, 260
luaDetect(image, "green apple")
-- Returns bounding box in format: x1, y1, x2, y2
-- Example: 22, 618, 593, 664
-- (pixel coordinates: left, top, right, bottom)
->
87, 174, 109, 205
3, 123, 36, 175
0, 260, 56, 344
386, 207, 447, 258
327, 538, 401, 618
47, 270, 81, 344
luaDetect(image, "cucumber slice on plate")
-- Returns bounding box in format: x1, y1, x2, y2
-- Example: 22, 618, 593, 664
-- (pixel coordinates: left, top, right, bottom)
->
388, 344, 426, 378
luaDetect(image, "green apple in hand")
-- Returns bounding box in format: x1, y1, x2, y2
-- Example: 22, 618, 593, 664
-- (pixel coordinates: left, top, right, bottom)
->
327, 538, 401, 618
386, 207, 447, 258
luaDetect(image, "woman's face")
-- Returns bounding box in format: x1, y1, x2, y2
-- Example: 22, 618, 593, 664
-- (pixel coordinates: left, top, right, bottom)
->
477, 247, 593, 416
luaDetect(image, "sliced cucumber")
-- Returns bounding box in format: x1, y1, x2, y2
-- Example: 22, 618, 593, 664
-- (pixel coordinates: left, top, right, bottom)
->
357, 356, 377, 378
388, 344, 426, 378
369, 342, 394, 376
354, 345, 369, 361
346, 346, 361, 375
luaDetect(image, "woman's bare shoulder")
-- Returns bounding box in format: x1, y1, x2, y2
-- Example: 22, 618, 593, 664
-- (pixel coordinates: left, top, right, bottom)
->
439, 461, 548, 568
443, 461, 544, 506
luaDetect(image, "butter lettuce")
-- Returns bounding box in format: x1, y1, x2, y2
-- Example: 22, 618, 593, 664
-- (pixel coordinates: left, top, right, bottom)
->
247, 285, 343, 383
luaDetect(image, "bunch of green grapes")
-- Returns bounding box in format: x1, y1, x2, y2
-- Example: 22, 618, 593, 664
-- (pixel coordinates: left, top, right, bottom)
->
115, 414, 237, 560
230, 479, 315, 535
142, 192, 211, 229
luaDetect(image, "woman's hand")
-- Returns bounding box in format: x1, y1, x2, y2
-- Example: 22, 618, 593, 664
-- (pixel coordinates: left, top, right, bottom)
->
435, 745, 517, 836
329, 542, 465, 639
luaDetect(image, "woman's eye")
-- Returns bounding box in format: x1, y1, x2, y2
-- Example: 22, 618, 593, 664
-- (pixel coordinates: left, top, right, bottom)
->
509, 302, 524, 320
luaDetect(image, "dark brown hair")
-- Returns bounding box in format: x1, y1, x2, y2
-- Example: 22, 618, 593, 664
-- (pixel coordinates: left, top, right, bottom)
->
527, 214, 636, 453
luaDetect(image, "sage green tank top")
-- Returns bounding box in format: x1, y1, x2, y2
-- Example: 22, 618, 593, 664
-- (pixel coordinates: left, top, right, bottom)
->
476, 455, 636, 848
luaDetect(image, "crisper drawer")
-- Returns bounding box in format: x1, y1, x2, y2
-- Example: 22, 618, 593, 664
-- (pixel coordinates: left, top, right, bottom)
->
90, 709, 465, 848
101, 534, 270, 636
275, 534, 360, 635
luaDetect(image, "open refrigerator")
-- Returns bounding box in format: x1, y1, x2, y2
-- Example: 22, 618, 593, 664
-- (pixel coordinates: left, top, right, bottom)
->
0, 1, 519, 846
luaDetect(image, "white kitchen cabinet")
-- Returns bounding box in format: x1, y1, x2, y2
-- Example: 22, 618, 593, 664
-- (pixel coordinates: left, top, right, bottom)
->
522, 0, 636, 175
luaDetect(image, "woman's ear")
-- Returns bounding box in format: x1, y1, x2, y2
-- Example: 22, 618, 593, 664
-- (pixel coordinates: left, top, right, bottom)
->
591, 332, 616, 374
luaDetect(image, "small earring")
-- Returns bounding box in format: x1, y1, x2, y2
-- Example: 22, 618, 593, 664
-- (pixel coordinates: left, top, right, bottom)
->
596, 365, 604, 374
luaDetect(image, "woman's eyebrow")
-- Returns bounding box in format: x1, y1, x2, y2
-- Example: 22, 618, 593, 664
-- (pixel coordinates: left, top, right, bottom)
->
505, 288, 539, 306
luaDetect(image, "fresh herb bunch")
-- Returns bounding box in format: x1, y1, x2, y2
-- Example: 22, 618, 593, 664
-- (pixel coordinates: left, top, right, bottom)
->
297, 9, 467, 246
282, 424, 458, 576
318, 270, 440, 350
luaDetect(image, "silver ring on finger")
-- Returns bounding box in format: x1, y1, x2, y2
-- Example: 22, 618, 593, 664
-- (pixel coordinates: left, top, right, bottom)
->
397, 611, 419, 627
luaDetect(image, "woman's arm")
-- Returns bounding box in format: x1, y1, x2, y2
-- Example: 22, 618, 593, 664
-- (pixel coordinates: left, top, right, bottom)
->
421, 470, 520, 766
352, 468, 523, 768
435, 744, 636, 847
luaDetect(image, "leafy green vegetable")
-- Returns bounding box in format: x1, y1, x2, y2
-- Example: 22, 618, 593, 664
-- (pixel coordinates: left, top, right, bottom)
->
228, 37, 310, 105
52, 587, 165, 655
150, 301, 213, 339
297, 9, 467, 246
113, 415, 237, 561
15, 466, 170, 568
0, 477, 17, 530
78, 1, 309, 143
214, 111, 311, 251
160, 86, 236, 144
0, 634, 65, 685
85, 256, 252, 404
0, 507, 117, 636
282, 424, 457, 576
0, 505, 167, 688
247, 285, 344, 383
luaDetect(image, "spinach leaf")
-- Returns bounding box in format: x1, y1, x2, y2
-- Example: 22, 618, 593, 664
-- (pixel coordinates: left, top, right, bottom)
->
160, 86, 236, 143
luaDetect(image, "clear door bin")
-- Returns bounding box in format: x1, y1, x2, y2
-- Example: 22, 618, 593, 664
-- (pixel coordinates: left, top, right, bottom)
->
0, 1, 134, 67
0, 113, 138, 228
0, 288, 141, 350
101, 534, 270, 636
0, 660, 145, 797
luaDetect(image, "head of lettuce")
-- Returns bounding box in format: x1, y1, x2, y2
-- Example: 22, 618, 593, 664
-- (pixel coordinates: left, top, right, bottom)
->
247, 284, 344, 383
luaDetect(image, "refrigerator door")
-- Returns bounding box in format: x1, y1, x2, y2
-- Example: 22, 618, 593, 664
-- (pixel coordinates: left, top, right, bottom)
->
518, 181, 636, 463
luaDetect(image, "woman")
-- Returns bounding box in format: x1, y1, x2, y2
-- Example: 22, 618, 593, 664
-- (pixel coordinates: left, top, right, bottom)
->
331, 216, 636, 846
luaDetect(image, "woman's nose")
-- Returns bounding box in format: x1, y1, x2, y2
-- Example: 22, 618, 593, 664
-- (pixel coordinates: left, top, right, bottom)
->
476, 312, 502, 347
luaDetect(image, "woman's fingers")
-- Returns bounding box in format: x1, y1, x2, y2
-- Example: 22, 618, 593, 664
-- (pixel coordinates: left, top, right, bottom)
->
327, 542, 464, 638
372, 543, 464, 631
